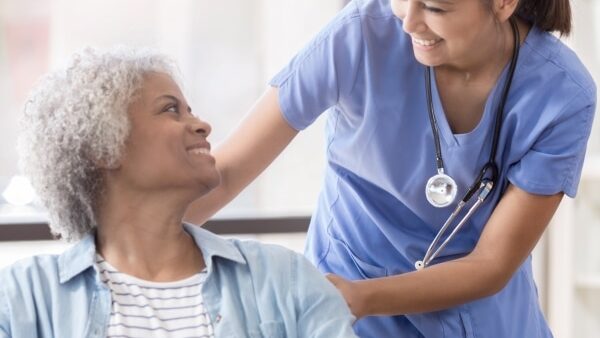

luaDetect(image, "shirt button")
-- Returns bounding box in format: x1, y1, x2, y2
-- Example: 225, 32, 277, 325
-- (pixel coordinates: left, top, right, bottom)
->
215, 314, 222, 323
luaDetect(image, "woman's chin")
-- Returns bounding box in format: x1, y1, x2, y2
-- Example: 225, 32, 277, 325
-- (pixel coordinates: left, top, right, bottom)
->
191, 172, 222, 195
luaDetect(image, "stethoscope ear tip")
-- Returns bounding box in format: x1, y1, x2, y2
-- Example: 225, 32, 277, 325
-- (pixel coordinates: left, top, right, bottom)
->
414, 261, 425, 270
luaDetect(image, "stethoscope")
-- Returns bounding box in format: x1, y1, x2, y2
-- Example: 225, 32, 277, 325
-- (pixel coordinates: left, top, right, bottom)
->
415, 18, 520, 271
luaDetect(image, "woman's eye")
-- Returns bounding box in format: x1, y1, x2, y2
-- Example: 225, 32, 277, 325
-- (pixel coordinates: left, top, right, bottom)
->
165, 104, 179, 114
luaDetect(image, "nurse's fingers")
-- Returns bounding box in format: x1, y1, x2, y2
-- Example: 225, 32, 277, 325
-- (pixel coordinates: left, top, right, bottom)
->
326, 273, 343, 284
326, 274, 369, 319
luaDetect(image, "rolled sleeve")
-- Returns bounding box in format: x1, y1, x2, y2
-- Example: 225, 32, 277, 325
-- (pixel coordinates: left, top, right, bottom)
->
507, 95, 596, 198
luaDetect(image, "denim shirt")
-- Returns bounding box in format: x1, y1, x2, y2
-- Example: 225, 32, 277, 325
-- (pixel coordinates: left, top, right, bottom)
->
0, 224, 357, 338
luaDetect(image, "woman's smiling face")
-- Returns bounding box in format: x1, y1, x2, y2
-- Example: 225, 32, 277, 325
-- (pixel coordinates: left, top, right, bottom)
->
115, 72, 220, 197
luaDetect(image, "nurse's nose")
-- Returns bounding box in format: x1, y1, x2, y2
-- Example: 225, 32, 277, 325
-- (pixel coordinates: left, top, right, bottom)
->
402, 1, 426, 35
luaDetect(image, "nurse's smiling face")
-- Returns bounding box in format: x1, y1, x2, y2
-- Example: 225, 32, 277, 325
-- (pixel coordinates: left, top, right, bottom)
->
391, 0, 502, 70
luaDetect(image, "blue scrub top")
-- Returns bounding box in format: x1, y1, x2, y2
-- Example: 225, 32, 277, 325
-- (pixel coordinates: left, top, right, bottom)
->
270, 0, 597, 337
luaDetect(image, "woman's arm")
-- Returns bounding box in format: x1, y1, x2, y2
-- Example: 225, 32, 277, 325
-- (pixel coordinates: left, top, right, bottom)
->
293, 253, 358, 338
184, 87, 299, 224
0, 276, 11, 338
328, 184, 563, 317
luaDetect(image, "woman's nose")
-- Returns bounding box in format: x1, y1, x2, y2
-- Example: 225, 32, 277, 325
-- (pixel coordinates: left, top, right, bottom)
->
188, 117, 212, 137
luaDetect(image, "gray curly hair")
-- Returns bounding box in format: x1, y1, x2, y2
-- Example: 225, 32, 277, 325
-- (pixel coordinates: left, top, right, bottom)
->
19, 47, 179, 242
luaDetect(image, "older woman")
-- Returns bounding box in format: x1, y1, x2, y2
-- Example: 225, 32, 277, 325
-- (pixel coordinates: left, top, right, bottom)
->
0, 47, 357, 338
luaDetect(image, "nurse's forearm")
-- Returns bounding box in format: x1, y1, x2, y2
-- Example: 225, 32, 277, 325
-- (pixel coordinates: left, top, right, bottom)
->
356, 186, 562, 316
328, 186, 561, 317
357, 254, 509, 316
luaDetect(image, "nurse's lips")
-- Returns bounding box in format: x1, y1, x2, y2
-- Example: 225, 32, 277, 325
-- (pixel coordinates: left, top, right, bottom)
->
412, 37, 442, 47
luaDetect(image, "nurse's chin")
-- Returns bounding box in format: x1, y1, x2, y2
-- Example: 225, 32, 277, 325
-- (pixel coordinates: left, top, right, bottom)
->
412, 55, 445, 68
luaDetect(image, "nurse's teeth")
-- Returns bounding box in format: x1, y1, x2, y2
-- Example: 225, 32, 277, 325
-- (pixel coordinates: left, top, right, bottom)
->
413, 38, 441, 46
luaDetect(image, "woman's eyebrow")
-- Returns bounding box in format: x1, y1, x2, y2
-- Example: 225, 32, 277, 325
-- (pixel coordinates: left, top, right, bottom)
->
154, 94, 179, 104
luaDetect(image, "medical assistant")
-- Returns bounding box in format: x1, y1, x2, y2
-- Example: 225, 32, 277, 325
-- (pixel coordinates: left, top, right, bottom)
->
269, 0, 596, 337
0, 224, 357, 338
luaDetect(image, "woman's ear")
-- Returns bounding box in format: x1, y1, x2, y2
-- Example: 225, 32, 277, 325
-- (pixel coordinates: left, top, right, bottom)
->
97, 160, 121, 171
493, 0, 520, 22
90, 153, 121, 171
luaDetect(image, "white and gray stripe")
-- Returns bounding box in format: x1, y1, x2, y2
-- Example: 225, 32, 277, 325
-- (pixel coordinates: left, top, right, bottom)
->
96, 255, 214, 338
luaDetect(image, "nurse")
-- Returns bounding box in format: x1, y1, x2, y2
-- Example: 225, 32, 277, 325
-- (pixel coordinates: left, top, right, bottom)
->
186, 0, 596, 337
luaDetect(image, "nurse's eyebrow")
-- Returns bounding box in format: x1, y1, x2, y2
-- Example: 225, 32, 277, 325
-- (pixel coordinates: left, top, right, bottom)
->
425, 0, 453, 4
154, 94, 192, 113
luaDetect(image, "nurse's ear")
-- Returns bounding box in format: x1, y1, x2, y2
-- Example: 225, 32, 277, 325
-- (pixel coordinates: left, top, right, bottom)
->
491, 0, 520, 22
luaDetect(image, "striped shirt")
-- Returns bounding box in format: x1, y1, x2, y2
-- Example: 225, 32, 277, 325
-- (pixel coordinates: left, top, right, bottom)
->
95, 255, 214, 338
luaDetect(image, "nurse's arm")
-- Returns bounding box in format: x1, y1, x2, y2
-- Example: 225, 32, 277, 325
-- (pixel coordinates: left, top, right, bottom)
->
184, 87, 298, 225
329, 184, 563, 317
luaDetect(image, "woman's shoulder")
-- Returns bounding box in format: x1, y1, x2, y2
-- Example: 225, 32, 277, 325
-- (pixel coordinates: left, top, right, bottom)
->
0, 255, 62, 317
0, 253, 100, 337
231, 238, 302, 270
1, 255, 61, 281
0, 255, 64, 297
230, 239, 323, 284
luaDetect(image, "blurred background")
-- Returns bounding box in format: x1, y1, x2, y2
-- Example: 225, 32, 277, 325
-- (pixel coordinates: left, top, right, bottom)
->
0, 1, 598, 337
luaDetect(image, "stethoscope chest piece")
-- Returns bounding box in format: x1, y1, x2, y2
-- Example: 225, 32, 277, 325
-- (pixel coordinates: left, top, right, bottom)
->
425, 172, 457, 208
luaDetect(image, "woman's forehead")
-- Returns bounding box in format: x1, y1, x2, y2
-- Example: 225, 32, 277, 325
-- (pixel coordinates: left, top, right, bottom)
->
140, 72, 183, 99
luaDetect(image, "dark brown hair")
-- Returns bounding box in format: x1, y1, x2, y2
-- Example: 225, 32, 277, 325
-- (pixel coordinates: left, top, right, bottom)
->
514, 0, 572, 35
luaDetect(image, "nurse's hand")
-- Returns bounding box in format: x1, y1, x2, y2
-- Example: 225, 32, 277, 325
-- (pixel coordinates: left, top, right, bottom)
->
326, 274, 369, 319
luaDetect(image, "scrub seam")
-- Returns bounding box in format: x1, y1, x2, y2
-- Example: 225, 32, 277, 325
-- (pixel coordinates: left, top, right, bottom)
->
315, 175, 338, 269
467, 303, 478, 338
325, 100, 342, 167
275, 81, 303, 132
316, 106, 343, 269
528, 42, 596, 101
438, 311, 445, 337
345, 3, 365, 97
559, 94, 593, 195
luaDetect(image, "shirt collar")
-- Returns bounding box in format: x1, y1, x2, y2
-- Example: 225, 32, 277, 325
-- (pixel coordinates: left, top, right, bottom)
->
57, 223, 246, 283
182, 223, 247, 268
58, 233, 97, 284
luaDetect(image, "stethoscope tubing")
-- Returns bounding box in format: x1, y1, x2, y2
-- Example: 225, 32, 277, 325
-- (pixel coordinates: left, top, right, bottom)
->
417, 18, 521, 270
421, 181, 494, 267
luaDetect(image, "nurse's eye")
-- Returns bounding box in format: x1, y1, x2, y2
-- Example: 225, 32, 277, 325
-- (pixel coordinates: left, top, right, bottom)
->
422, 3, 445, 14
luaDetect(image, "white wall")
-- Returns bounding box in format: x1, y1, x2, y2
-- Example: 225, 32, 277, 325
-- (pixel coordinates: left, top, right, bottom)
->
0, 0, 342, 215
0, 0, 341, 268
